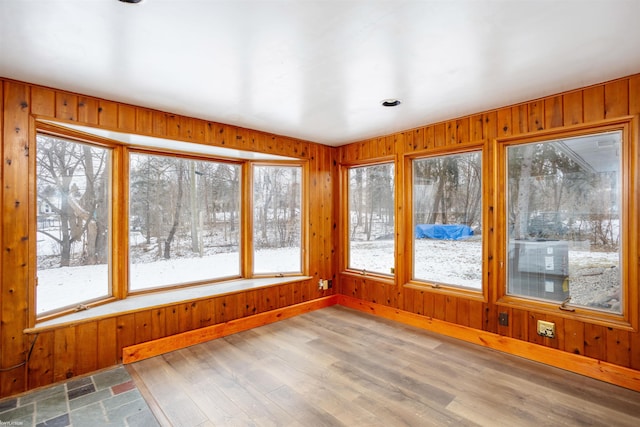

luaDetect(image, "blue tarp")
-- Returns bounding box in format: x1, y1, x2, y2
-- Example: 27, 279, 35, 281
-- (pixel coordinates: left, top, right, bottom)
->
415, 224, 473, 240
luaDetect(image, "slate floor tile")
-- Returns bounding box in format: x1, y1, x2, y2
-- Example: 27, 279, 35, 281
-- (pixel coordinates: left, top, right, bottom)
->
36, 412, 70, 427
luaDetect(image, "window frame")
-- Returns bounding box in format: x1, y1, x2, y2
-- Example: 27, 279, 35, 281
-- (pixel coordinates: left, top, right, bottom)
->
31, 122, 308, 323
494, 117, 638, 329
249, 161, 307, 278
403, 143, 488, 301
340, 156, 397, 281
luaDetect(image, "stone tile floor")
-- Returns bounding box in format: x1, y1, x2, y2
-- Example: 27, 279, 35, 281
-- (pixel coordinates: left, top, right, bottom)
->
0, 365, 159, 426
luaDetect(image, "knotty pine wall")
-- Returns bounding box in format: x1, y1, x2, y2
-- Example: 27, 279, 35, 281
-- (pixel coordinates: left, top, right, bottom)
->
0, 78, 338, 398
338, 73, 640, 371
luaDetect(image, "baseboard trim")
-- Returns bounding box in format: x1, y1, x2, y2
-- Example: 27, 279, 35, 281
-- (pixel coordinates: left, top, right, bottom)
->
337, 295, 640, 393
122, 295, 338, 363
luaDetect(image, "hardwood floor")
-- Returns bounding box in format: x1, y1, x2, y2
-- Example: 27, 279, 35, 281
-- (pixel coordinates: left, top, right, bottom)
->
128, 306, 640, 426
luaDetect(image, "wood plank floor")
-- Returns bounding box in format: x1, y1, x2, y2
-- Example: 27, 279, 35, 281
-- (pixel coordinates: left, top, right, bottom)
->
128, 306, 640, 427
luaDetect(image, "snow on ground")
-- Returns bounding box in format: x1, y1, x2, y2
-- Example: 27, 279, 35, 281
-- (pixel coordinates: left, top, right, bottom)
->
37, 247, 300, 314
37, 237, 620, 314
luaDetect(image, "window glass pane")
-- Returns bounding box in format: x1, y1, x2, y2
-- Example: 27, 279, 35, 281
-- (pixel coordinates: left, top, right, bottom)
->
253, 165, 302, 274
506, 131, 622, 313
36, 134, 111, 314
129, 153, 241, 290
347, 164, 395, 275
413, 152, 482, 289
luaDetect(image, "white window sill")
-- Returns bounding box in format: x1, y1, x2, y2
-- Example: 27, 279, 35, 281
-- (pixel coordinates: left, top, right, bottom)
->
27, 276, 310, 333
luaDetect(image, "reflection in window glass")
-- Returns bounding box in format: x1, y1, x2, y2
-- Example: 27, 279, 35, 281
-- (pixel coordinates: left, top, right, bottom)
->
347, 163, 395, 275
506, 131, 621, 313
36, 134, 111, 314
253, 165, 302, 274
129, 154, 241, 290
413, 152, 482, 289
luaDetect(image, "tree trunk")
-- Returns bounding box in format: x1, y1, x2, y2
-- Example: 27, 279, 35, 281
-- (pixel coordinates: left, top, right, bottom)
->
513, 145, 535, 239
164, 162, 184, 259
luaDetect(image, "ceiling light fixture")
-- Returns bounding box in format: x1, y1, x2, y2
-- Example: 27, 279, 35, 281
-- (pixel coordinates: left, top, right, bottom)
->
381, 99, 401, 107
119, 0, 143, 4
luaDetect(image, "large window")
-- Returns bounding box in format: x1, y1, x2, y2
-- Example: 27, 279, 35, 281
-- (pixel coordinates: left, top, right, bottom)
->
346, 163, 395, 275
506, 131, 622, 313
253, 165, 302, 274
34, 123, 306, 319
412, 152, 482, 289
129, 153, 241, 291
36, 134, 111, 315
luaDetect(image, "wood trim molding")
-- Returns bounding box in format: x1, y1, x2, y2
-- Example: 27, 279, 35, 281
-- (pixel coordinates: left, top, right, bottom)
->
122, 295, 338, 363
337, 295, 640, 393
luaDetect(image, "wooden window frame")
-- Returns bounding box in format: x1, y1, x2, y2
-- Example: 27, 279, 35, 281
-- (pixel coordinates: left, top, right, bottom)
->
30, 123, 309, 325
494, 117, 638, 330
339, 156, 397, 282
402, 143, 489, 302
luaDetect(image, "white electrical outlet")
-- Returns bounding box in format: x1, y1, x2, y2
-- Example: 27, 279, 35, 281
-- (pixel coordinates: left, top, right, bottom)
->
537, 320, 556, 338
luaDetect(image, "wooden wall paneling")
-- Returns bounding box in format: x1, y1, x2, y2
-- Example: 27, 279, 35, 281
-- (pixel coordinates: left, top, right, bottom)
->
544, 95, 563, 129
582, 85, 605, 122
604, 79, 629, 118
482, 112, 497, 140
631, 330, 640, 370
26, 331, 54, 390
116, 313, 136, 358
97, 318, 118, 369
152, 110, 168, 137
527, 101, 545, 132
177, 302, 194, 333
165, 305, 181, 336
584, 323, 607, 360
629, 75, 640, 115
53, 326, 76, 382
456, 298, 470, 326
1, 81, 30, 397
408, 288, 424, 315
150, 307, 166, 339
277, 284, 291, 309
457, 118, 470, 144
497, 107, 512, 138
424, 125, 435, 149
213, 296, 228, 324
606, 328, 631, 367
180, 116, 195, 141
444, 295, 457, 323
423, 291, 435, 318
192, 118, 206, 143
134, 310, 153, 344
75, 321, 98, 376
510, 308, 528, 341
471, 114, 484, 140
563, 318, 585, 356
511, 104, 528, 135
188, 301, 202, 331
527, 312, 548, 347
446, 120, 456, 146
165, 114, 181, 139
197, 299, 215, 328
434, 123, 446, 148
468, 300, 484, 330
55, 92, 78, 121
563, 90, 583, 126
118, 104, 136, 132
98, 99, 118, 128
135, 109, 153, 134
432, 293, 446, 320
77, 96, 99, 125
30, 86, 55, 117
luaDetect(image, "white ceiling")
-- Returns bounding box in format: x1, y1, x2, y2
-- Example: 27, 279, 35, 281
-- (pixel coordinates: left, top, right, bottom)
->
1, 0, 639, 147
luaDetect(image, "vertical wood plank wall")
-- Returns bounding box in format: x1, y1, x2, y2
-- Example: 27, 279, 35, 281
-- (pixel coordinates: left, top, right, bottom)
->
0, 78, 337, 398
338, 73, 640, 371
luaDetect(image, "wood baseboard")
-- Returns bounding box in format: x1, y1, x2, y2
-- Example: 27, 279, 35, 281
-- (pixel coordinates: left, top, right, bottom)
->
123, 293, 640, 392
122, 295, 339, 363
337, 295, 640, 393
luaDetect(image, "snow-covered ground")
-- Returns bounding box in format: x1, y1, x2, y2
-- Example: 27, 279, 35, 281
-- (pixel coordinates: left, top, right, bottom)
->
37, 237, 620, 315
